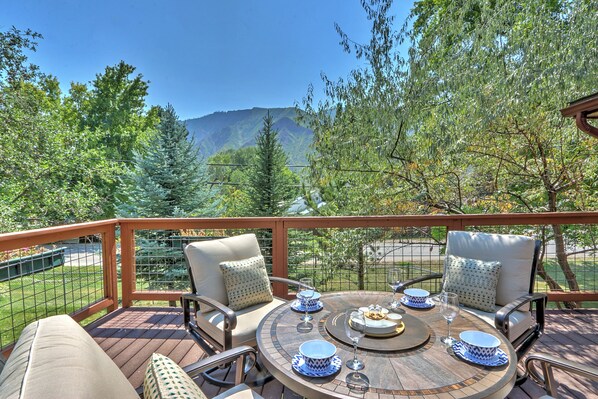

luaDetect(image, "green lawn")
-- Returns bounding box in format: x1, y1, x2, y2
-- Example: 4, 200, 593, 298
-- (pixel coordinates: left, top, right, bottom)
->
0, 265, 105, 347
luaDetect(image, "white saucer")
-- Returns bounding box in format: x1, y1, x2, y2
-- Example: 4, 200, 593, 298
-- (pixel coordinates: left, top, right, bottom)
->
400, 296, 435, 309
292, 354, 342, 377
452, 341, 508, 367
291, 300, 323, 313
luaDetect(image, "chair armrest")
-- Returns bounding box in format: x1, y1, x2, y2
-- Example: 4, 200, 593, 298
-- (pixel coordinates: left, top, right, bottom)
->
495, 293, 547, 340
183, 346, 257, 385
525, 353, 598, 396
181, 292, 237, 331
401, 273, 443, 291
269, 276, 311, 289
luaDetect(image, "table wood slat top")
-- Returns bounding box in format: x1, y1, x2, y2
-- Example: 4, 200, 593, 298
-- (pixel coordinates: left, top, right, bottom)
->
257, 291, 517, 399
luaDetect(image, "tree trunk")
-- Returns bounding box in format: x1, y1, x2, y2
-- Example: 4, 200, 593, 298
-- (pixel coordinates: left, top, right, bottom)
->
358, 246, 365, 290
547, 191, 580, 308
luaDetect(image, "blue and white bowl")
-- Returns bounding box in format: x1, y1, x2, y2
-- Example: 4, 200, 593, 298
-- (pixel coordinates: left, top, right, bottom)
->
297, 291, 321, 308
404, 288, 430, 305
459, 330, 500, 361
299, 340, 337, 372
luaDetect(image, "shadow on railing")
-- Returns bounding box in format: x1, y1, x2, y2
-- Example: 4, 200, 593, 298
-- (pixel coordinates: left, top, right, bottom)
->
0, 213, 597, 350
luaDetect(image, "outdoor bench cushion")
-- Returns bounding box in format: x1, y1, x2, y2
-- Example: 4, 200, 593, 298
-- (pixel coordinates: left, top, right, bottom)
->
0, 315, 138, 399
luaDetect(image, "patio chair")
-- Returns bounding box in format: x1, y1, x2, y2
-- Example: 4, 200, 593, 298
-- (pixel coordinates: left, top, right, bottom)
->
402, 230, 546, 383
525, 353, 598, 398
181, 233, 307, 387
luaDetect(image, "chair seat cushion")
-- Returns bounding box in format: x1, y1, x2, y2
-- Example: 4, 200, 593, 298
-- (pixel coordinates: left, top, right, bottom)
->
443, 254, 502, 312
144, 353, 207, 399
213, 384, 264, 399
220, 255, 273, 311
463, 306, 534, 342
197, 298, 286, 347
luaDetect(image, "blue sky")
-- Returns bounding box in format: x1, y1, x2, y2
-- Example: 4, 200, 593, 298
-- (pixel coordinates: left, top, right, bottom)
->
2, 1, 413, 120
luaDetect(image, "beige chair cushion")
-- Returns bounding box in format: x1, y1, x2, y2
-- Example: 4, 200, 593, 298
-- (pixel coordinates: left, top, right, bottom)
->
144, 353, 207, 399
214, 384, 264, 399
185, 234, 262, 313
463, 306, 534, 342
197, 298, 286, 348
0, 315, 138, 399
443, 254, 502, 312
220, 255, 273, 311
446, 231, 536, 310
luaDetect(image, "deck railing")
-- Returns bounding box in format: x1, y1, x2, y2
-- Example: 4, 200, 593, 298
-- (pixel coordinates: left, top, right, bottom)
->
1, 213, 597, 350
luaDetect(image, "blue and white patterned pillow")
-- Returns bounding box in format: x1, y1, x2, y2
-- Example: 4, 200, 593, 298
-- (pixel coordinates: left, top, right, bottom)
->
220, 255, 273, 311
443, 254, 502, 312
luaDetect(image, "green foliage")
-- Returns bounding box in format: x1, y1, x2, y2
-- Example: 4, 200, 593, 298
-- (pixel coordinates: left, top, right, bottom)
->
0, 27, 42, 86
207, 147, 256, 216
302, 0, 598, 296
0, 28, 157, 230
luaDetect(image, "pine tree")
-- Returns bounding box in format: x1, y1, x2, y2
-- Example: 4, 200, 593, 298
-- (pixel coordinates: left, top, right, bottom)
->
118, 104, 217, 218
245, 111, 296, 216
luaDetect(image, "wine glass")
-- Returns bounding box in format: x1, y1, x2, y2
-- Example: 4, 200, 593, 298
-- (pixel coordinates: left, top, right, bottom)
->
344, 308, 366, 370
439, 291, 460, 345
299, 277, 314, 323
387, 268, 403, 309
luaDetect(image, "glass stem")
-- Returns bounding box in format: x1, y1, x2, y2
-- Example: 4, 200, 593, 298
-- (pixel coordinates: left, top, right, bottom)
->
353, 341, 358, 362
304, 308, 308, 323
447, 320, 452, 339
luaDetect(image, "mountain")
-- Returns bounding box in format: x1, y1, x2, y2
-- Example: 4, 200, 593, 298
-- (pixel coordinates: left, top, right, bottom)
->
184, 107, 313, 165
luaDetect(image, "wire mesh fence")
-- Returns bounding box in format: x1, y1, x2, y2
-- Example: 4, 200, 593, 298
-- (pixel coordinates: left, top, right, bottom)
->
0, 235, 106, 348
132, 228, 274, 295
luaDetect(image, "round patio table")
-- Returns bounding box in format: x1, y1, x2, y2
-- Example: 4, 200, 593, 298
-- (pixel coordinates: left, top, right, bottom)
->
256, 291, 517, 399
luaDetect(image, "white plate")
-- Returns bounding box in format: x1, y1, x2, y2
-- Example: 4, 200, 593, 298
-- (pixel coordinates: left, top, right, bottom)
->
400, 296, 435, 309
292, 354, 342, 377
291, 300, 323, 313
351, 311, 399, 335
452, 341, 508, 367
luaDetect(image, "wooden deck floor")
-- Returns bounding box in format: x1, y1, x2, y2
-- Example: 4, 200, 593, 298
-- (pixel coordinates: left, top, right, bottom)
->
85, 307, 597, 399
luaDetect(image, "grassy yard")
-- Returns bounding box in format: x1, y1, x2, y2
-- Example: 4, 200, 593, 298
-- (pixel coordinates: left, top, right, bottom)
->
0, 265, 105, 347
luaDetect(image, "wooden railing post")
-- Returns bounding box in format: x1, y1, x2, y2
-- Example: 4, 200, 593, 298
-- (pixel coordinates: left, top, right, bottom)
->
271, 219, 290, 299
120, 222, 135, 308
102, 223, 118, 312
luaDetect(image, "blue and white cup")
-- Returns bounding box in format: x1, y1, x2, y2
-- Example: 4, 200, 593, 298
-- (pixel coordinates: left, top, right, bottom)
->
297, 291, 321, 309
459, 331, 500, 361
299, 340, 336, 371
404, 288, 430, 305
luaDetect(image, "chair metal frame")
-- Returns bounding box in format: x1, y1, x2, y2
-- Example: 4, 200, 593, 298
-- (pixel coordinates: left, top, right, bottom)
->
525, 353, 598, 398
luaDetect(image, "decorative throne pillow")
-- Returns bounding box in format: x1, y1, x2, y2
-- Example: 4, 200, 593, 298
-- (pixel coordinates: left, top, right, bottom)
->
443, 254, 502, 312
219, 255, 273, 311
144, 353, 207, 399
